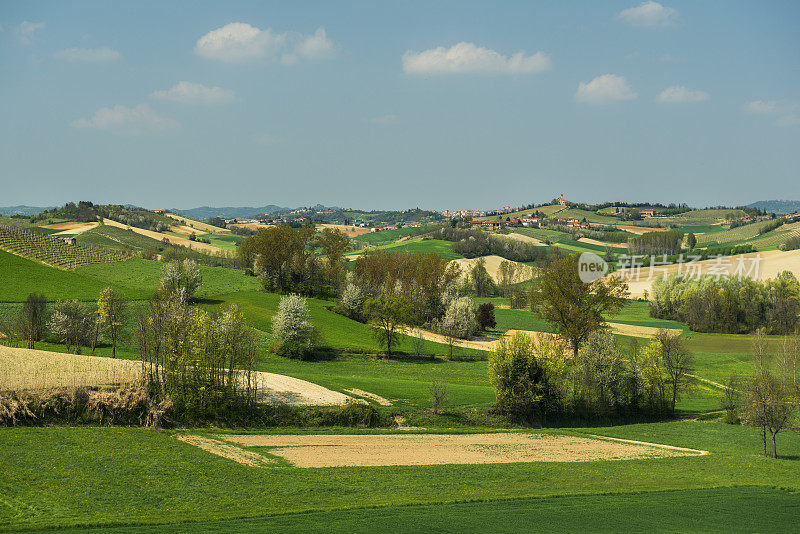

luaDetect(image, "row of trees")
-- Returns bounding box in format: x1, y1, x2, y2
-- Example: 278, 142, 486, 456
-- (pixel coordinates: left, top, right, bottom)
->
650, 273, 800, 334
433, 227, 548, 263
237, 226, 350, 298
628, 230, 685, 256
489, 329, 694, 422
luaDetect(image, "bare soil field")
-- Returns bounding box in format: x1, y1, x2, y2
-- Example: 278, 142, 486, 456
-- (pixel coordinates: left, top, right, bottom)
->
344, 388, 392, 405
507, 232, 545, 246
318, 224, 373, 237
164, 213, 228, 234
228, 222, 273, 231
41, 222, 100, 235
612, 249, 800, 299
200, 432, 707, 468
254, 372, 355, 406
175, 435, 275, 467
168, 225, 206, 236
102, 219, 227, 255
615, 225, 669, 235
579, 237, 628, 248
451, 255, 535, 284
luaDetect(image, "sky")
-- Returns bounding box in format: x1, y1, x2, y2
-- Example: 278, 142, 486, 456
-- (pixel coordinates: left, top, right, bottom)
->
1, 0, 798, 211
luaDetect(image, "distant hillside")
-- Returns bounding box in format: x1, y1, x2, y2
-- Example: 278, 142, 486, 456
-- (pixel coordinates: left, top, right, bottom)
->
0, 205, 57, 216
171, 205, 288, 220
747, 200, 800, 214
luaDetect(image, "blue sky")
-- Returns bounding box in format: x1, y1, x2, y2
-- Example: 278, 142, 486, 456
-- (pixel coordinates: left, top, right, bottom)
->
1, 1, 798, 210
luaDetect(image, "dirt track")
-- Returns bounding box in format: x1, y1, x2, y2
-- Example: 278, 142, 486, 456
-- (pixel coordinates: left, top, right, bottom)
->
208, 432, 707, 468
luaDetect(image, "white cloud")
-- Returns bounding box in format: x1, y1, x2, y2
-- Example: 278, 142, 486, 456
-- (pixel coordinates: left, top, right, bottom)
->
151, 81, 236, 105
656, 86, 709, 103
194, 22, 336, 64
574, 74, 637, 104
71, 104, 177, 135
54, 47, 121, 62
370, 114, 397, 125
745, 100, 779, 114
402, 42, 550, 75
617, 2, 677, 27
17, 21, 45, 44
296, 27, 335, 60
745, 100, 799, 127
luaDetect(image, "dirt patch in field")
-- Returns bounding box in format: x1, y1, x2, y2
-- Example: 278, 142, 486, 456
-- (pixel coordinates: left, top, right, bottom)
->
164, 213, 228, 234
219, 432, 706, 468
401, 327, 498, 352
168, 225, 206, 236
253, 372, 356, 406
507, 233, 545, 246
176, 435, 276, 467
102, 219, 227, 255
345, 389, 392, 406
451, 255, 535, 284
41, 222, 100, 235
318, 224, 373, 238
616, 225, 669, 236
605, 323, 682, 339
579, 237, 628, 249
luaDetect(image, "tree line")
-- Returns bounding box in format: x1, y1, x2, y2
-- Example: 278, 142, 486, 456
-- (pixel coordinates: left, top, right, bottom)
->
650, 273, 800, 334
433, 227, 548, 263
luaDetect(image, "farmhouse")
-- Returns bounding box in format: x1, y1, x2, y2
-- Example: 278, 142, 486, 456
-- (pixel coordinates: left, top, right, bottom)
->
640, 209, 656, 218
471, 221, 501, 231
520, 216, 540, 227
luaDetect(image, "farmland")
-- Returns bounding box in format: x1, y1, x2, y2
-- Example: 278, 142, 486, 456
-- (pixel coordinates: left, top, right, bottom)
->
2, 201, 800, 533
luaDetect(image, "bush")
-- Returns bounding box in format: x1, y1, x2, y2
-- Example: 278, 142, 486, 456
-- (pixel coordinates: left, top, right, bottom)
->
442, 296, 478, 340
476, 302, 496, 331
272, 294, 317, 359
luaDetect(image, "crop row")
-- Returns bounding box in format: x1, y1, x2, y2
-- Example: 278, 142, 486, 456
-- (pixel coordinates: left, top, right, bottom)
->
0, 224, 131, 269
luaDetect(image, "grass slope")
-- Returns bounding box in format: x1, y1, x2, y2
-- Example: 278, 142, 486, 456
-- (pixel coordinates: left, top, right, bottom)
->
2, 422, 799, 532
0, 250, 146, 302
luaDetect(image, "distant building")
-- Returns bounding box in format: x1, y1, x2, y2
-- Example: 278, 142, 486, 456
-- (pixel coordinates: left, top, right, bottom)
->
640, 209, 656, 218
557, 194, 567, 206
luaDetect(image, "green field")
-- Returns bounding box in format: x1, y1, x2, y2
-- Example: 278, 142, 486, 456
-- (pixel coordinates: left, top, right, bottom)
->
76, 224, 163, 250
2, 422, 799, 532
352, 225, 437, 245
350, 238, 462, 259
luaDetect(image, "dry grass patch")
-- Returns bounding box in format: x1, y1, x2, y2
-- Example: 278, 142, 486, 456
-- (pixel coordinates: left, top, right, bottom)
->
318, 224, 373, 237
209, 432, 707, 468
451, 255, 535, 284
41, 222, 100, 235
0, 345, 141, 391
102, 219, 227, 255
175, 435, 276, 467
344, 388, 392, 406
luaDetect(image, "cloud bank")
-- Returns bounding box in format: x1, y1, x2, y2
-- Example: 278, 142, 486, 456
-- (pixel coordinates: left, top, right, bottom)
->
402, 42, 550, 75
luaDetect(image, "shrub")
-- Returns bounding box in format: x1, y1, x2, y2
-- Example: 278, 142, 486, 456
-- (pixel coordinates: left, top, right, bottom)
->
441, 296, 478, 340
476, 302, 496, 331
272, 294, 317, 359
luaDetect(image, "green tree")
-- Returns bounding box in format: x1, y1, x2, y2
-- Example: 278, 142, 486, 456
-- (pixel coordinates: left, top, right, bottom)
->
653, 329, 694, 413
160, 259, 203, 303
97, 287, 127, 357
529, 255, 628, 357
743, 372, 795, 458
363, 295, 416, 356
50, 300, 94, 354
476, 302, 496, 331
686, 232, 697, 250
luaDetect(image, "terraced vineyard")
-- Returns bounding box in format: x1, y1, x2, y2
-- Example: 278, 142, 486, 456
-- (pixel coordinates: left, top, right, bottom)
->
696, 220, 774, 245
0, 224, 130, 269
747, 222, 800, 248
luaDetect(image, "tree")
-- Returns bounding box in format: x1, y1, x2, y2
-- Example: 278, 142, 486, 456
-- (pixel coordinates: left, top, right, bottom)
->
17, 293, 47, 349
743, 372, 795, 458
363, 295, 416, 356
51, 300, 94, 354
272, 294, 317, 359
470, 258, 495, 297
488, 331, 560, 423
529, 255, 628, 357
160, 259, 203, 303
97, 287, 127, 357
337, 272, 364, 320
476, 302, 496, 331
441, 296, 478, 358
720, 374, 742, 424
317, 227, 350, 285
686, 232, 697, 250
430, 379, 448, 415
653, 329, 694, 413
